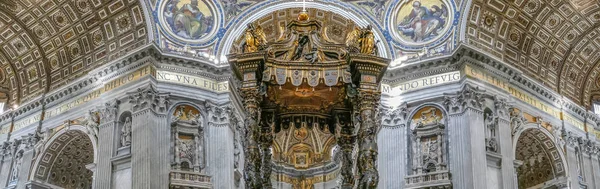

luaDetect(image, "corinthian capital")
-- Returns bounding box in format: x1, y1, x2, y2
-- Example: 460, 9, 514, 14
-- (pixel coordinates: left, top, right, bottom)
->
127, 85, 170, 113
444, 85, 485, 114
382, 102, 409, 127
493, 96, 510, 118
99, 99, 120, 123
205, 102, 231, 127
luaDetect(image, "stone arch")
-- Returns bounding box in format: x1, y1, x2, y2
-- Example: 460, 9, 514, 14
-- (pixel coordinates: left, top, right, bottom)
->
512, 125, 567, 189
218, 1, 391, 59
30, 125, 97, 189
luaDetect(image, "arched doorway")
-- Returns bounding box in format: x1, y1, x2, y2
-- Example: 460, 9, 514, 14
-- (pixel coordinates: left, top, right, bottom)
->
514, 128, 566, 189
31, 126, 96, 189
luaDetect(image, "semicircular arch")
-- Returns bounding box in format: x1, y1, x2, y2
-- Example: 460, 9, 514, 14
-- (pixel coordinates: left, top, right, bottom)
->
218, 1, 391, 60
512, 124, 567, 189
30, 125, 97, 188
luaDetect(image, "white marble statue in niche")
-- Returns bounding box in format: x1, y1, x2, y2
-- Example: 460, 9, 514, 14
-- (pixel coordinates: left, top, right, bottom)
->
121, 117, 132, 147
484, 112, 498, 153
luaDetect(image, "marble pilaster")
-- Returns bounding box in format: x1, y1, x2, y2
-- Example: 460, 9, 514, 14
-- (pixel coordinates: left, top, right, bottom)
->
495, 97, 514, 188
94, 100, 119, 189
127, 85, 170, 189
205, 102, 235, 189
378, 103, 408, 189
444, 85, 487, 189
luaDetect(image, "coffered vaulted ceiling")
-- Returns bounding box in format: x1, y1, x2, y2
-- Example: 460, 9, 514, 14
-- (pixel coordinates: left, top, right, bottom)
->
2, 0, 600, 108
0, 0, 148, 104
466, 0, 600, 107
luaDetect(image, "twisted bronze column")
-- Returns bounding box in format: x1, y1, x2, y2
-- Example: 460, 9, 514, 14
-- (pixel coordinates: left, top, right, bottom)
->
241, 88, 263, 189
356, 90, 381, 189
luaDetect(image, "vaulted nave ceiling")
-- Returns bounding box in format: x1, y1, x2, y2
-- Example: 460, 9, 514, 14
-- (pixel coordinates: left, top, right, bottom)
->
466, 0, 600, 107
0, 0, 148, 104
2, 0, 600, 109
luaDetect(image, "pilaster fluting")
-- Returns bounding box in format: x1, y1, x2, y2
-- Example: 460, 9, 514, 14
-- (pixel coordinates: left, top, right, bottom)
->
93, 99, 119, 189
444, 85, 486, 189
493, 96, 515, 188
127, 85, 170, 189
240, 87, 263, 189
356, 89, 381, 189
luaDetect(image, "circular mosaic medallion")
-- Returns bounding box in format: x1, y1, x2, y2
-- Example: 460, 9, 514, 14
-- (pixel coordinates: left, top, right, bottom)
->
158, 0, 217, 43
391, 0, 454, 46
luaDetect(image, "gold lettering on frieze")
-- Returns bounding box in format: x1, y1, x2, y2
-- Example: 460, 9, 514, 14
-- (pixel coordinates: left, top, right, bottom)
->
382, 71, 461, 95
44, 65, 156, 120
13, 113, 42, 132
0, 123, 11, 135
156, 71, 229, 93
464, 65, 585, 130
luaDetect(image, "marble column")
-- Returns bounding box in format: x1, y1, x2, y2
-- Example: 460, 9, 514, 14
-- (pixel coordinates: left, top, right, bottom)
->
240, 87, 262, 189
94, 100, 119, 189
356, 89, 381, 188
127, 85, 170, 189
378, 103, 408, 189
494, 97, 515, 188
444, 85, 487, 189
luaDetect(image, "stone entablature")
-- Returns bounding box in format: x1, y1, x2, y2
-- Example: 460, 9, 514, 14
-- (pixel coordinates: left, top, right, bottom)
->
383, 45, 600, 143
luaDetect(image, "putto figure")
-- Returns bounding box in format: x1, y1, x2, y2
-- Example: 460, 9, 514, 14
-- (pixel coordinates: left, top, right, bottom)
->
397, 0, 448, 42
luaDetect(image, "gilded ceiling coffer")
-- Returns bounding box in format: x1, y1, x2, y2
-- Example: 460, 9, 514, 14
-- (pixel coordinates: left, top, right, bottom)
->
228, 10, 389, 189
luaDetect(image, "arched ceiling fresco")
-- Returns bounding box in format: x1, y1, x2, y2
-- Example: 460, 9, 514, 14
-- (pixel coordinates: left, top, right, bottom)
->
0, 0, 148, 105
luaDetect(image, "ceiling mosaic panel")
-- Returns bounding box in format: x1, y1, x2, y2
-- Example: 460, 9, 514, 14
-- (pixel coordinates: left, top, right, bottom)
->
466, 0, 600, 105
0, 0, 148, 105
